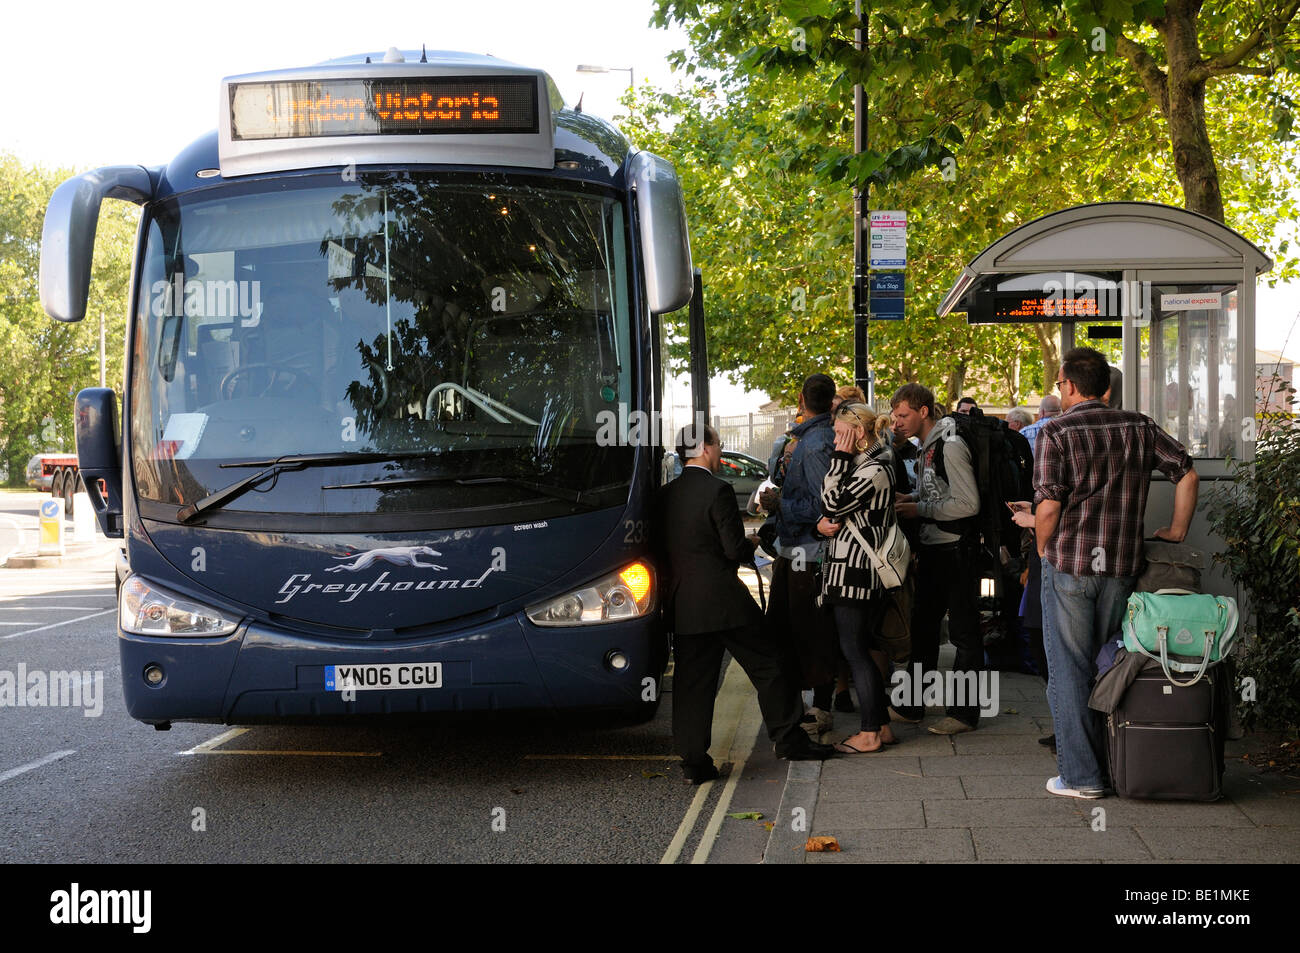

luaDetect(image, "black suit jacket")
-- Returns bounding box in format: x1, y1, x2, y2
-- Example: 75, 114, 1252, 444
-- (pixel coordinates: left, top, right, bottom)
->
653, 465, 762, 636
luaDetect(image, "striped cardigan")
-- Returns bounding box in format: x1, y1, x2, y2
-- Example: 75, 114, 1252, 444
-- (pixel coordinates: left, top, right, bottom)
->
819, 442, 898, 603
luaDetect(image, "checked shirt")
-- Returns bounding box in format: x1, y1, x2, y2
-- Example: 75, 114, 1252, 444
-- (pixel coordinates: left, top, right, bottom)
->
1033, 399, 1192, 578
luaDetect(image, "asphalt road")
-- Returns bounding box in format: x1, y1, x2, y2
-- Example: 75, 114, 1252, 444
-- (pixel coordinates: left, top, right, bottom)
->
0, 550, 785, 864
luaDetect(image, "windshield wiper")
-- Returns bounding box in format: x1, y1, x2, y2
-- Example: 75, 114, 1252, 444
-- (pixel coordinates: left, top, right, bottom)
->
176, 451, 437, 523
322, 472, 628, 510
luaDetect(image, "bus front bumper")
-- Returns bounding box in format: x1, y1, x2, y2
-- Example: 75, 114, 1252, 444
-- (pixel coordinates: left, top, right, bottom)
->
117, 612, 666, 724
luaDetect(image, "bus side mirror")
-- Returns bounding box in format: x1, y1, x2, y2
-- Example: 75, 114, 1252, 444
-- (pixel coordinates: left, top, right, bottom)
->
75, 388, 124, 538
628, 151, 692, 316
40, 166, 152, 323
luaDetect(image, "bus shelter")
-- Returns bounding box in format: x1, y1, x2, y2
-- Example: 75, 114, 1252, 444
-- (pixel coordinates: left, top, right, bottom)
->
937, 201, 1273, 599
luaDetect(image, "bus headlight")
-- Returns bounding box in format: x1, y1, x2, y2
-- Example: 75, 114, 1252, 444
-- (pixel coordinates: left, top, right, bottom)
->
120, 576, 241, 636
526, 562, 654, 627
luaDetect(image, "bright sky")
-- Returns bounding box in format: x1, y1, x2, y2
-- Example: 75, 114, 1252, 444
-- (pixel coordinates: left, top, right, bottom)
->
0, 0, 690, 169
1, 0, 1294, 415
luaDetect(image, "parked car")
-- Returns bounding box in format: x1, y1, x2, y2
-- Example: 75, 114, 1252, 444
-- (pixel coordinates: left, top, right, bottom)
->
661, 449, 769, 514
717, 451, 769, 513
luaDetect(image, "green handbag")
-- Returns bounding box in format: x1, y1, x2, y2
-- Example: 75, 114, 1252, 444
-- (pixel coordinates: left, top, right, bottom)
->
1121, 589, 1239, 687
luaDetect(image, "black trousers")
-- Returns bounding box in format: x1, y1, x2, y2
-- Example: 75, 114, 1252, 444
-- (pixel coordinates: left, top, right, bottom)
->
905, 542, 984, 726
672, 622, 807, 770
762, 555, 838, 691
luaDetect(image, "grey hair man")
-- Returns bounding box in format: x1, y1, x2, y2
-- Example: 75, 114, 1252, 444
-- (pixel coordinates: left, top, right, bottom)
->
1005, 407, 1034, 431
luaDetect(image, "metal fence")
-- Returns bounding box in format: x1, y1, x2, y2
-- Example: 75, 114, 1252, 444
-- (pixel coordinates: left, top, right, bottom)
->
713, 411, 795, 462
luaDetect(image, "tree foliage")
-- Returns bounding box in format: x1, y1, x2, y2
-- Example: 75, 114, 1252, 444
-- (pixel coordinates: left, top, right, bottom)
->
653, 0, 1300, 220
1207, 383, 1300, 730
0, 154, 138, 484
627, 1, 1300, 404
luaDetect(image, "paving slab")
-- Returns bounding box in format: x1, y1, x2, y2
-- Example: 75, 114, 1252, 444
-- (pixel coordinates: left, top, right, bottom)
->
992, 680, 1042, 701
830, 731, 956, 757
921, 753, 1057, 777
957, 859, 1103, 864
1096, 798, 1255, 828
819, 775, 966, 802
924, 798, 1092, 828
805, 828, 976, 863
820, 756, 923, 779
1135, 827, 1300, 861
1099, 858, 1211, 864
960, 775, 1059, 799
1220, 771, 1300, 827
933, 714, 1044, 735
952, 732, 1061, 756
813, 799, 925, 831
972, 827, 1152, 861
995, 699, 1052, 718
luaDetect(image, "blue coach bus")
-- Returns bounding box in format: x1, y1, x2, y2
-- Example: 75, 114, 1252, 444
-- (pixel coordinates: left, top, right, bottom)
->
40, 49, 693, 728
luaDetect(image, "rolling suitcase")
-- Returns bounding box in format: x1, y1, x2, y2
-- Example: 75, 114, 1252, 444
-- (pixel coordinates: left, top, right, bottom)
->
1106, 656, 1229, 801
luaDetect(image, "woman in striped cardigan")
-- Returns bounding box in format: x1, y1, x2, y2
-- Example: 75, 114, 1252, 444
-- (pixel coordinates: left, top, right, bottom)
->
815, 402, 899, 753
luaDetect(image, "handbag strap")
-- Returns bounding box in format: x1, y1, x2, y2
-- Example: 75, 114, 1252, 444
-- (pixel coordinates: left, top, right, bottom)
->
1157, 629, 1213, 688
844, 518, 890, 577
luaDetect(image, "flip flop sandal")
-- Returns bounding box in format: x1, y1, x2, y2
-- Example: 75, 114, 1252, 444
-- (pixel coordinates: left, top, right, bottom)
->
833, 739, 884, 754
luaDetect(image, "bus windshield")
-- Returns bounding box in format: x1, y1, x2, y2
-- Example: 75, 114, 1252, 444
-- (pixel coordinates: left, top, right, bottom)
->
130, 172, 635, 525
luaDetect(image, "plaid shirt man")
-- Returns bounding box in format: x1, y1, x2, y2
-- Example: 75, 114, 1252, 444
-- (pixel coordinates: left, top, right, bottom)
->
1033, 400, 1193, 577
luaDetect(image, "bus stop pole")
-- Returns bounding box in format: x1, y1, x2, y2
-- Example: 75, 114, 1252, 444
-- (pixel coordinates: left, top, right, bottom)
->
853, 2, 872, 403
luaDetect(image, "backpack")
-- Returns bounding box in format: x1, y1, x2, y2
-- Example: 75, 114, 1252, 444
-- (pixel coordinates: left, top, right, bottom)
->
930, 413, 1034, 563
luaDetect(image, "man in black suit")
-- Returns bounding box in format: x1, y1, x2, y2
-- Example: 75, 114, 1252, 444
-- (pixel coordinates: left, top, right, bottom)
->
655, 423, 835, 784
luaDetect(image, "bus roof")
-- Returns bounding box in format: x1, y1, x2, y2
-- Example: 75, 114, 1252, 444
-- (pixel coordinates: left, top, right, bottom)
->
151, 49, 633, 199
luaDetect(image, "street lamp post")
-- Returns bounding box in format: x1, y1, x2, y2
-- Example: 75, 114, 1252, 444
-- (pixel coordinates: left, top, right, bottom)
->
853, 2, 871, 403
575, 64, 635, 89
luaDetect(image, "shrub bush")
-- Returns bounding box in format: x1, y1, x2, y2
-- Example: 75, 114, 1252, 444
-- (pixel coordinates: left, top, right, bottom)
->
1207, 381, 1300, 732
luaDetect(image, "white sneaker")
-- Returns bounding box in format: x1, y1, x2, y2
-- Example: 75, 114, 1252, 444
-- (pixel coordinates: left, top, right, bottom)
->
1045, 776, 1105, 799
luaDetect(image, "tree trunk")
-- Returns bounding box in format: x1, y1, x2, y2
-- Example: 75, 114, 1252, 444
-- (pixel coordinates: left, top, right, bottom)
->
945, 361, 967, 410
1160, 0, 1225, 221
1034, 322, 1060, 398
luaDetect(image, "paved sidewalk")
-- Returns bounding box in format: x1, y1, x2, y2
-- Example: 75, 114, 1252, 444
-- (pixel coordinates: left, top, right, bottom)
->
762, 654, 1300, 864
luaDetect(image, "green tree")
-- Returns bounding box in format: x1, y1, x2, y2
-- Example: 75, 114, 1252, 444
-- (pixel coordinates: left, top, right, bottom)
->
654, 0, 1300, 221
0, 154, 138, 484
627, 2, 1299, 404
1207, 386, 1300, 730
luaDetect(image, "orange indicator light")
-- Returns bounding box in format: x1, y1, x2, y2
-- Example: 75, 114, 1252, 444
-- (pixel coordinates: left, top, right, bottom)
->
619, 563, 652, 604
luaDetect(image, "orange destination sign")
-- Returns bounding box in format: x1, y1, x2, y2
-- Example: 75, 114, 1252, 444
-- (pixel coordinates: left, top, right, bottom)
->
230, 76, 539, 140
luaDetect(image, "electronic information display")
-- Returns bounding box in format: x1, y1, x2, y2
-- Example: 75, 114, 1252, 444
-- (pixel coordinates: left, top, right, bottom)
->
979, 290, 1114, 322
230, 76, 539, 140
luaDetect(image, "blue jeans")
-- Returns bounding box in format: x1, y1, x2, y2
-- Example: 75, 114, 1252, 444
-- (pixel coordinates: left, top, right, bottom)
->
1040, 562, 1135, 790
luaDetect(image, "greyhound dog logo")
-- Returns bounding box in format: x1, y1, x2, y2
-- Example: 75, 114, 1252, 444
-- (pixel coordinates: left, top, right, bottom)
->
325, 545, 448, 572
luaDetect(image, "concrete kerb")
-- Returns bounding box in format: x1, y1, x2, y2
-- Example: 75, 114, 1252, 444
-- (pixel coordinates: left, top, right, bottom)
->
4, 540, 120, 569
764, 759, 822, 864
